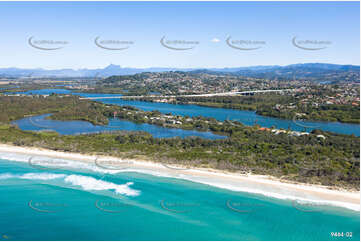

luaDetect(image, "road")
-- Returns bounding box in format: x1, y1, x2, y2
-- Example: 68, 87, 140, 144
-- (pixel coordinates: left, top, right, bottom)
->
79, 89, 296, 100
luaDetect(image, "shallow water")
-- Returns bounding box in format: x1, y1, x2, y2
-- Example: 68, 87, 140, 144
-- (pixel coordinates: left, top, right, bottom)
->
0, 154, 359, 241
14, 89, 360, 136
12, 114, 226, 139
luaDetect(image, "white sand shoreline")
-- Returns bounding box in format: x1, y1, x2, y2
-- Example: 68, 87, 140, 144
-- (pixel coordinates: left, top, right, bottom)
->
0, 143, 359, 211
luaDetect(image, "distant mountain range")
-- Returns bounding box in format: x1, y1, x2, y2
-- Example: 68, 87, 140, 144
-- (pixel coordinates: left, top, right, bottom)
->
0, 64, 191, 78
0, 63, 359, 82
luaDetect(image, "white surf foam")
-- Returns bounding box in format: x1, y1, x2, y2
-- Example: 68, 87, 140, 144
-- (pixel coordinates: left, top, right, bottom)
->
115, 168, 359, 211
0, 152, 30, 163
179, 177, 360, 212
0, 172, 65, 180
64, 174, 140, 196
0, 172, 140, 197
1, 152, 358, 211
0, 152, 120, 174
20, 172, 66, 180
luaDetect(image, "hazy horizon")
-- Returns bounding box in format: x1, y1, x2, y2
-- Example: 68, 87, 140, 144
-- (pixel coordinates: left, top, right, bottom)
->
0, 62, 360, 71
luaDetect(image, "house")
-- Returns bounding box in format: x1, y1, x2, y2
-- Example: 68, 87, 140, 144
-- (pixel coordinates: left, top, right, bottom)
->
316, 134, 326, 139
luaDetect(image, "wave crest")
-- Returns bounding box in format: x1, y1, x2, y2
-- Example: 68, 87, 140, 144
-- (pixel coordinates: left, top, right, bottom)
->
0, 172, 140, 196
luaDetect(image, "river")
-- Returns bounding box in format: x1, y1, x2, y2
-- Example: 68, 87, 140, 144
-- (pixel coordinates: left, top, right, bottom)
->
12, 89, 360, 136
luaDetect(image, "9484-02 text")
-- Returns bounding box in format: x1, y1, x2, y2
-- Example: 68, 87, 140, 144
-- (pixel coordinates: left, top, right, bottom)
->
330, 232, 353, 238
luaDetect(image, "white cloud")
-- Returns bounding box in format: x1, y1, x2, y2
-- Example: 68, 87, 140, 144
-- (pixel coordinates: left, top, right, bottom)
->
211, 38, 220, 43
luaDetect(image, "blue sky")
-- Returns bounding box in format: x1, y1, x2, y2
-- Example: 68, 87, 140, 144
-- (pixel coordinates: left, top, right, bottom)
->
0, 1, 359, 69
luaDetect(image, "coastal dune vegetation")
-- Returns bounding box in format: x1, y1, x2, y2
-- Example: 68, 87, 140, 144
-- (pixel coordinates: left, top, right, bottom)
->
0, 95, 359, 190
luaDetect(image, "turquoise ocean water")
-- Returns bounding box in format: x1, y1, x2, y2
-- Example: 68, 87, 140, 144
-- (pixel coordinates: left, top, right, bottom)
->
0, 154, 359, 241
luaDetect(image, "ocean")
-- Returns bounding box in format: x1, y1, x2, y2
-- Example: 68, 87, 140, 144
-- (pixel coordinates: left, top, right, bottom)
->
0, 153, 359, 241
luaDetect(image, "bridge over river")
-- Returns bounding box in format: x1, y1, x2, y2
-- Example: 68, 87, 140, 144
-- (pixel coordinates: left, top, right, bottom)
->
79, 89, 296, 100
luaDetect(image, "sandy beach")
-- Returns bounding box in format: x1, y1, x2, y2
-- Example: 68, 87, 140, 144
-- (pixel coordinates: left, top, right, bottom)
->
0, 143, 359, 211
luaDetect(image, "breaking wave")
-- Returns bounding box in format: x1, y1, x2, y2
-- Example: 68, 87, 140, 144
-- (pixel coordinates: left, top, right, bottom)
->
0, 172, 140, 196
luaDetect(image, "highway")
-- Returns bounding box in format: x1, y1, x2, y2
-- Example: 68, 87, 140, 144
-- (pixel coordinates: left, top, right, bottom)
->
79, 89, 296, 100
